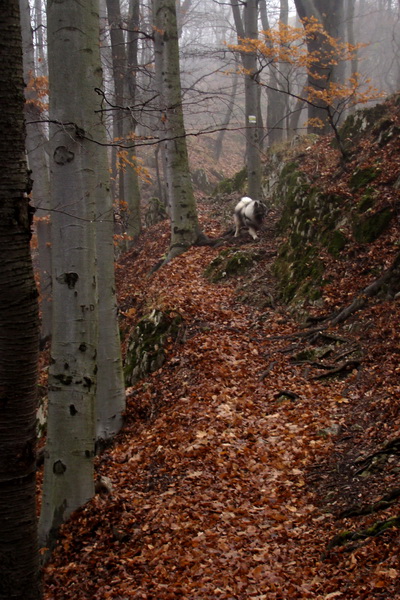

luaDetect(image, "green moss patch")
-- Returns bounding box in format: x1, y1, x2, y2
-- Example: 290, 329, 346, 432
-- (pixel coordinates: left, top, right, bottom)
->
322, 229, 348, 257
124, 309, 183, 386
337, 103, 387, 154
352, 207, 394, 244
357, 188, 376, 213
274, 244, 325, 303
212, 166, 247, 196
350, 167, 380, 190
204, 248, 258, 283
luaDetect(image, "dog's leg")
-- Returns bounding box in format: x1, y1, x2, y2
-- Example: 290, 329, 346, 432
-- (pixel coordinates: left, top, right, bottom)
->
248, 226, 258, 240
234, 214, 241, 237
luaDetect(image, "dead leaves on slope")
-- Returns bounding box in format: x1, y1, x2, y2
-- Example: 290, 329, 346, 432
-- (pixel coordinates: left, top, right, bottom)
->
43, 186, 400, 598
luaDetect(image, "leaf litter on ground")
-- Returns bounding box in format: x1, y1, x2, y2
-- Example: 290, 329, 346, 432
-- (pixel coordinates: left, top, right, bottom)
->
42, 119, 400, 599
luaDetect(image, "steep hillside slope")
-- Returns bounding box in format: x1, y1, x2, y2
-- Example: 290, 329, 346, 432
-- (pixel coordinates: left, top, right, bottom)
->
42, 99, 400, 600
270, 95, 400, 309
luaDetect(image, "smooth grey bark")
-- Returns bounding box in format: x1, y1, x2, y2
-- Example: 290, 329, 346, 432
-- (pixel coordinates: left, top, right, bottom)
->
19, 0, 52, 342
152, 1, 169, 210
33, 0, 46, 75
214, 61, 239, 161
95, 15, 126, 444
95, 172, 126, 443
230, 0, 262, 198
123, 0, 142, 243
260, 0, 290, 145
341, 0, 358, 121
95, 20, 126, 444
39, 0, 125, 550
0, 2, 41, 598
39, 0, 98, 551
243, 0, 262, 198
152, 0, 204, 261
345, 0, 358, 78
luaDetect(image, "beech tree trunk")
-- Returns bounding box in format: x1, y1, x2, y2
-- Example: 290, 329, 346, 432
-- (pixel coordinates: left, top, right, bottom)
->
0, 2, 41, 598
124, 0, 142, 243
33, 0, 46, 77
39, 0, 125, 550
230, 0, 262, 198
243, 0, 262, 198
95, 119, 125, 443
152, 0, 203, 262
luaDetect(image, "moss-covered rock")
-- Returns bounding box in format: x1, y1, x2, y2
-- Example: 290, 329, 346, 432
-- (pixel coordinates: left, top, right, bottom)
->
357, 188, 376, 213
192, 168, 212, 193
204, 248, 258, 283
322, 229, 348, 257
271, 157, 351, 302
273, 171, 350, 299
350, 167, 380, 190
212, 166, 247, 197
273, 243, 325, 303
375, 120, 400, 146
352, 207, 394, 243
337, 103, 387, 154
124, 309, 183, 386
265, 98, 399, 307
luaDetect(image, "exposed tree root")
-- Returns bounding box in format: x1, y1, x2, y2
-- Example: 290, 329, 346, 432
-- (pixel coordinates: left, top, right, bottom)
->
312, 359, 361, 380
278, 252, 400, 343
324, 516, 400, 557
150, 233, 220, 273
340, 488, 400, 519
194, 233, 223, 247
354, 437, 400, 476
328, 250, 400, 326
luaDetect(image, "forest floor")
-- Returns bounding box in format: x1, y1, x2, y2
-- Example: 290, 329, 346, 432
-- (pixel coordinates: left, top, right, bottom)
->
41, 129, 400, 599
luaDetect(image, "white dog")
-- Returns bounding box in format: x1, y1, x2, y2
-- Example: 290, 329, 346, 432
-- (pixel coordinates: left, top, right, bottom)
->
234, 196, 267, 240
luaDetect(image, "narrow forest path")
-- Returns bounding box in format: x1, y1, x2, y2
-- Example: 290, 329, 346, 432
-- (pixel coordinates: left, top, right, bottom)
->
42, 204, 400, 600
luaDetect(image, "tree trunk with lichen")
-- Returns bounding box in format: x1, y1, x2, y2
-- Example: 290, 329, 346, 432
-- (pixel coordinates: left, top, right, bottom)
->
152, 0, 204, 262
39, 0, 112, 552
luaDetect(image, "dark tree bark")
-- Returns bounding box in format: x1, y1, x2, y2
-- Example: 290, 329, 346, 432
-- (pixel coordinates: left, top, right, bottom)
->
0, 2, 41, 599
19, 0, 52, 343
293, 0, 346, 133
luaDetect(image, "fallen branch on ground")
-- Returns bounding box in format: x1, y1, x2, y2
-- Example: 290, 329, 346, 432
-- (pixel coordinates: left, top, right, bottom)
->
312, 359, 361, 380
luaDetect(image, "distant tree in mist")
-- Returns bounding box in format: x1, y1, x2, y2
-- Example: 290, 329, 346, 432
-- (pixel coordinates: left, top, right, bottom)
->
230, 0, 262, 198
105, 0, 142, 248
152, 0, 205, 262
